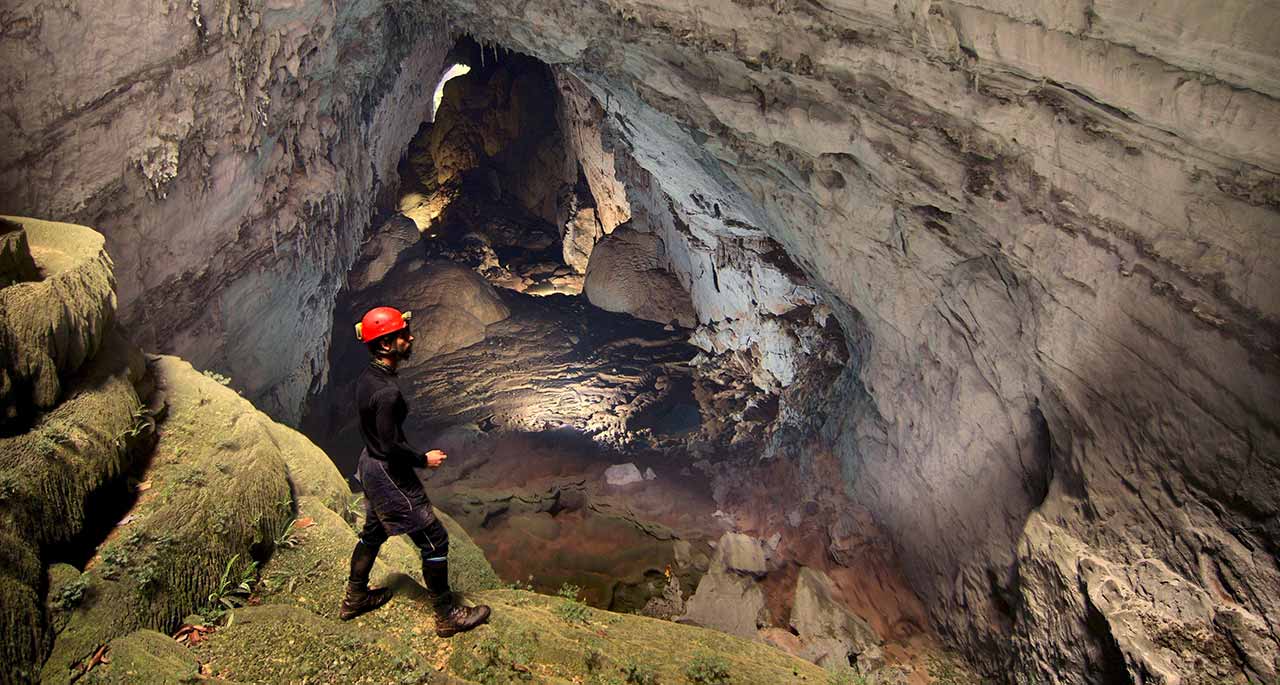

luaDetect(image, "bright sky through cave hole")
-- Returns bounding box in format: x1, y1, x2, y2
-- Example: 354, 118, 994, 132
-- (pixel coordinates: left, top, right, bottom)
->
432, 63, 472, 121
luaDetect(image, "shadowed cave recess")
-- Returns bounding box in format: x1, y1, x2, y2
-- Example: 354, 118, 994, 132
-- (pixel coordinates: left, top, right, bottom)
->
0, 1, 1278, 684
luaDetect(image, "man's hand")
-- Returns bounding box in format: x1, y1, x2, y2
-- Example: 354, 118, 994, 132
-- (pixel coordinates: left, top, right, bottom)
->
425, 449, 448, 469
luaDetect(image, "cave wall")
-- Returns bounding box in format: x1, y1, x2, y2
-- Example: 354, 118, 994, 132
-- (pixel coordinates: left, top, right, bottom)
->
2, 0, 1278, 681
442, 1, 1280, 682
0, 0, 450, 422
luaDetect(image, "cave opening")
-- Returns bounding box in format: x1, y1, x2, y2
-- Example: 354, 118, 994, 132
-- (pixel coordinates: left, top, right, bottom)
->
395, 35, 590, 297
304, 36, 730, 614
285, 25, 921, 671
299, 34, 865, 622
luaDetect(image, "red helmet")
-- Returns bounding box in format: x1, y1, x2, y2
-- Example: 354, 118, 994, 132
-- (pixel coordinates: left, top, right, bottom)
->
356, 306, 412, 343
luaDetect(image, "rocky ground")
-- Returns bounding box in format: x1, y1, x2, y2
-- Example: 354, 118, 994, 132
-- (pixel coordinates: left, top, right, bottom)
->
6, 1, 1275, 681
3, 217, 981, 684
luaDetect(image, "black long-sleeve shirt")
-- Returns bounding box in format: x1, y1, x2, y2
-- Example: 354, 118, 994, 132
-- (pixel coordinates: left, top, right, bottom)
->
355, 361, 422, 467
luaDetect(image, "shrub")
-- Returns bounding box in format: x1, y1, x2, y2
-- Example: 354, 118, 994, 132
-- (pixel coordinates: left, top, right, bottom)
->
555, 582, 591, 624
622, 660, 658, 685
52, 577, 88, 610
465, 629, 537, 684
685, 654, 731, 684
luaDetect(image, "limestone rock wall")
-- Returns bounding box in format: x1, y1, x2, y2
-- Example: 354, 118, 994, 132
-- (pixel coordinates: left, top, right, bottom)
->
0, 0, 451, 423
4, 0, 1278, 681
442, 1, 1280, 682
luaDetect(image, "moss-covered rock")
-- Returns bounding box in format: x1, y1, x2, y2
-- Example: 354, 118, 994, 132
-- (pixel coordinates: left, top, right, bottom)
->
41, 356, 295, 683
0, 216, 117, 428
0, 332, 146, 548
78, 629, 211, 685
0, 331, 147, 678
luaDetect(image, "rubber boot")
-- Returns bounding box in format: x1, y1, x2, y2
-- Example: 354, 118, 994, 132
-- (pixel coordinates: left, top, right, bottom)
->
339, 582, 393, 621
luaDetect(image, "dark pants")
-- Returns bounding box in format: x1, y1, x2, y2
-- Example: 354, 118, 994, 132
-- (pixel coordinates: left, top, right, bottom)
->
350, 454, 453, 611
357, 498, 450, 562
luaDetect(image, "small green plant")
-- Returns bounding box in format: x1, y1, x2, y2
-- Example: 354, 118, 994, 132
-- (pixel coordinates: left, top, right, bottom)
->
99, 544, 131, 578
465, 630, 537, 684
274, 517, 302, 549
505, 575, 534, 591
201, 554, 258, 621
201, 369, 232, 385
113, 404, 157, 447
585, 647, 605, 673
133, 558, 164, 595
554, 582, 590, 624
622, 660, 658, 685
685, 654, 731, 684
172, 464, 207, 487
52, 577, 89, 610
342, 494, 364, 524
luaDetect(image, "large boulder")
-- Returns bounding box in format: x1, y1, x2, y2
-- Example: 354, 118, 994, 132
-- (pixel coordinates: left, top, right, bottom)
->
41, 356, 297, 683
353, 260, 510, 360
583, 226, 696, 328
790, 567, 881, 670
716, 533, 767, 578
679, 532, 770, 639
346, 215, 422, 292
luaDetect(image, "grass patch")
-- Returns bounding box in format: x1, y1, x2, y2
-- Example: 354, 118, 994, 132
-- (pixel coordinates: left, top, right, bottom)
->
685, 653, 732, 684
555, 582, 591, 624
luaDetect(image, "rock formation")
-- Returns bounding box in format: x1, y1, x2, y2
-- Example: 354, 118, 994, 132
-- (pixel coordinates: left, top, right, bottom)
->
2, 0, 1278, 682
0, 0, 452, 423
436, 2, 1280, 682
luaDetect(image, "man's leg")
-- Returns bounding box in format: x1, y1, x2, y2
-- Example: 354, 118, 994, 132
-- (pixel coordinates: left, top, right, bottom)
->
339, 503, 394, 620
407, 517, 490, 637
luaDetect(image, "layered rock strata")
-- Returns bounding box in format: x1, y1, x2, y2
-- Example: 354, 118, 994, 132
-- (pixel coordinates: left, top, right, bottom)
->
0, 0, 452, 423
436, 2, 1280, 682
3, 0, 1278, 682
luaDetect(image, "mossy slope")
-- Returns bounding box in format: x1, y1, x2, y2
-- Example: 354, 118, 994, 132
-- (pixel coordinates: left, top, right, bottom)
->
117, 410, 826, 684
41, 356, 298, 683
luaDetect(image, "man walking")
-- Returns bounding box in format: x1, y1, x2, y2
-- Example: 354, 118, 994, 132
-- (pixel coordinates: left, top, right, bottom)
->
339, 305, 491, 637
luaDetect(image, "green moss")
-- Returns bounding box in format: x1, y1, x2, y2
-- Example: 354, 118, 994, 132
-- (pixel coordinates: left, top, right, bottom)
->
41, 357, 293, 683
0, 216, 117, 421
0, 332, 146, 675
79, 629, 204, 685
194, 605, 434, 684
0, 334, 144, 548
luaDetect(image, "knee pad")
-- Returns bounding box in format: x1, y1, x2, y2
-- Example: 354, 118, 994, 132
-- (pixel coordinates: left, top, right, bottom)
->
410, 524, 449, 560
